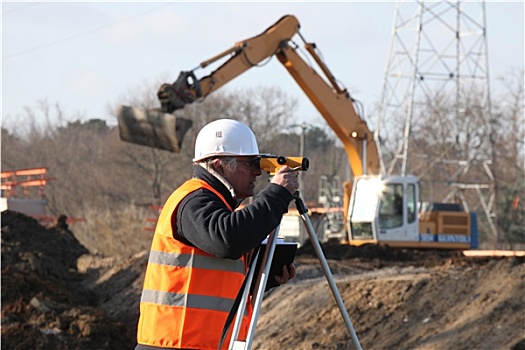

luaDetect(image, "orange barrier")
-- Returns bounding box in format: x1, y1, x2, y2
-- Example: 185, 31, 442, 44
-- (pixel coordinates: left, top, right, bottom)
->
1, 167, 55, 198
144, 205, 162, 232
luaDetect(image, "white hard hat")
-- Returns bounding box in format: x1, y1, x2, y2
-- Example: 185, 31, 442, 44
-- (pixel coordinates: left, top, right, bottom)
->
193, 119, 260, 162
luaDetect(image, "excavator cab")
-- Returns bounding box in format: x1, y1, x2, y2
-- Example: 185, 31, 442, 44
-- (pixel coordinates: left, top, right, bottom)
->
348, 175, 420, 247
348, 175, 476, 249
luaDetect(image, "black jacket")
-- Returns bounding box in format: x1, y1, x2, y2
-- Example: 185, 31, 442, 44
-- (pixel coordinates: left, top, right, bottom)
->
173, 165, 293, 260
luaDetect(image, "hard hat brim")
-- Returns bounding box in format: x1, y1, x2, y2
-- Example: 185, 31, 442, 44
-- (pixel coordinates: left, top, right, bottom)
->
193, 152, 263, 163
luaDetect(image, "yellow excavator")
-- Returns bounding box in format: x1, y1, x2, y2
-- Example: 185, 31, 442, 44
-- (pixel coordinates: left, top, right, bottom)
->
117, 14, 478, 250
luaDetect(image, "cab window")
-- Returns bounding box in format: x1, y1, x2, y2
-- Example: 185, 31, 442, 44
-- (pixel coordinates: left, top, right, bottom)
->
378, 184, 403, 229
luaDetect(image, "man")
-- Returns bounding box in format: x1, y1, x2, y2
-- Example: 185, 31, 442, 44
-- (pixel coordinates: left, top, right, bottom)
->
136, 119, 299, 350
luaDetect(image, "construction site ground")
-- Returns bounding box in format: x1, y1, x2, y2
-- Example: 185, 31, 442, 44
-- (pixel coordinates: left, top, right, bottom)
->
2, 210, 524, 350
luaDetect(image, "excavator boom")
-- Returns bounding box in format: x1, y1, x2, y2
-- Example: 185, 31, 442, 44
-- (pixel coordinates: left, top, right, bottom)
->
274, 41, 379, 176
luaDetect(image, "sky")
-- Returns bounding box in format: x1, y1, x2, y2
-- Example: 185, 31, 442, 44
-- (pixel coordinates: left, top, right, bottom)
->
2, 1, 524, 133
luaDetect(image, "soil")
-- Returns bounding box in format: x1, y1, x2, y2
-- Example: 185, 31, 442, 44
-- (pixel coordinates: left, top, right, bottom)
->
2, 210, 524, 350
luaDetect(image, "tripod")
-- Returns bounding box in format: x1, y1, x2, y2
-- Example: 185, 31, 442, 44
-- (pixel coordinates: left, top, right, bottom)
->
227, 192, 363, 350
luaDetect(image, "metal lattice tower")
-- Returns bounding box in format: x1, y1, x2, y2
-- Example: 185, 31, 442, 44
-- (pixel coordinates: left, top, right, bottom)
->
375, 0, 498, 239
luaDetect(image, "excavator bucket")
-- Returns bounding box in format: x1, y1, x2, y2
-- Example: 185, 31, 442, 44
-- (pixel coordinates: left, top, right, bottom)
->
116, 105, 193, 153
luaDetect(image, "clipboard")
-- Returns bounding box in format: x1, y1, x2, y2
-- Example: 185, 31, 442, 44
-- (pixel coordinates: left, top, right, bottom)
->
250, 238, 298, 292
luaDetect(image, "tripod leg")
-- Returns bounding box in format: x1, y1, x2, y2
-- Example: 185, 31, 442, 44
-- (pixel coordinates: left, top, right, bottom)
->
244, 227, 280, 349
228, 249, 259, 349
229, 226, 281, 350
296, 195, 363, 350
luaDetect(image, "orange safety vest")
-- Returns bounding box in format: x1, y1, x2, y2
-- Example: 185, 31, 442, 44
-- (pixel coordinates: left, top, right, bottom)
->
137, 178, 252, 349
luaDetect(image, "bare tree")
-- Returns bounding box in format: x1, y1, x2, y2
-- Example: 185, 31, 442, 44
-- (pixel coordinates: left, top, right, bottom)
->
491, 69, 525, 245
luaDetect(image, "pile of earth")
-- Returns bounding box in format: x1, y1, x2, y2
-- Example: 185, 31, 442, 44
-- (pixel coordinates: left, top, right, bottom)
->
257, 242, 525, 350
1, 210, 524, 350
1, 210, 145, 349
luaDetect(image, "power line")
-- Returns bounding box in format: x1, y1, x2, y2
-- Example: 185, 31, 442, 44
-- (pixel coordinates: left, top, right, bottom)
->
3, 3, 171, 60
2, 3, 41, 15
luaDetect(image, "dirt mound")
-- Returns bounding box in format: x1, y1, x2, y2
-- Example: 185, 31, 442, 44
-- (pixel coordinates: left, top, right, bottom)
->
1, 210, 137, 349
254, 255, 524, 350
2, 210, 524, 350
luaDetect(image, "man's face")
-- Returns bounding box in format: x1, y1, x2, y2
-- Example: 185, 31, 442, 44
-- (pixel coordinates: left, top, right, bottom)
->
221, 157, 262, 199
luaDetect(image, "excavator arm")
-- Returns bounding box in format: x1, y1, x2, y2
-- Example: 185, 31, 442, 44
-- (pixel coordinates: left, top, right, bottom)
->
155, 14, 380, 177
157, 15, 300, 111
274, 41, 379, 176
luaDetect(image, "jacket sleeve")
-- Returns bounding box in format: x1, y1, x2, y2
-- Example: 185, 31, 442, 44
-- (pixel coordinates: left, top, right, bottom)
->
176, 184, 293, 259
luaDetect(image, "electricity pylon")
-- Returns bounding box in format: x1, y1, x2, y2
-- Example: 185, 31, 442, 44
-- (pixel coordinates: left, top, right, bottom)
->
375, 0, 498, 240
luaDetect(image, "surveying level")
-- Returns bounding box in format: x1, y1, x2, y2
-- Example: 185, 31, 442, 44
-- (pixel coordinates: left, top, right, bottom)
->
225, 191, 363, 350
257, 155, 309, 175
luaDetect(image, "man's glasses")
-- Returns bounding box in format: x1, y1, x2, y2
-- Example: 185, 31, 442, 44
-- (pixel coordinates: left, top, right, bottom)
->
236, 158, 260, 169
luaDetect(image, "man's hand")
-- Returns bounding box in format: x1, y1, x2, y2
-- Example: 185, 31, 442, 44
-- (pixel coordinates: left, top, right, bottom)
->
271, 166, 299, 194
274, 263, 296, 285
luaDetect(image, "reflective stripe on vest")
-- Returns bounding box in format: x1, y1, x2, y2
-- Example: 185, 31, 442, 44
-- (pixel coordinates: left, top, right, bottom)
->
137, 178, 251, 350
147, 250, 245, 274
141, 289, 235, 313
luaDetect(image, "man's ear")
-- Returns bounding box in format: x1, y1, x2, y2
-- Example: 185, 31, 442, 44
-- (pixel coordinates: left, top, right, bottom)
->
211, 158, 224, 175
